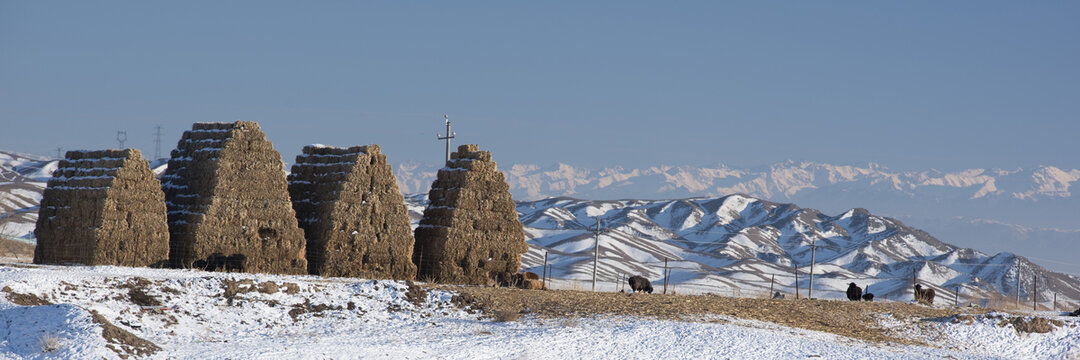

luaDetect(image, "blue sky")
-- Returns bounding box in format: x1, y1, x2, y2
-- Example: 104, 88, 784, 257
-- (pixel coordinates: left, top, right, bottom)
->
1, 1, 1077, 171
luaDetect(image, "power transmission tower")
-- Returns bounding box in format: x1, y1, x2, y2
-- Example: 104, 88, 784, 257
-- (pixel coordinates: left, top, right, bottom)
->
117, 131, 128, 149
154, 125, 163, 159
437, 115, 456, 164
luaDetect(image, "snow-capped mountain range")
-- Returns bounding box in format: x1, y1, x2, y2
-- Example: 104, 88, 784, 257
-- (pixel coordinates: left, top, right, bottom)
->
3, 149, 1079, 306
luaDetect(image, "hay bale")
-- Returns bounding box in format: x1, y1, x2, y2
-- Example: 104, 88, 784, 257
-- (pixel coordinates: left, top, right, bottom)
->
288, 144, 417, 279
413, 144, 527, 285
33, 149, 169, 267
161, 121, 307, 275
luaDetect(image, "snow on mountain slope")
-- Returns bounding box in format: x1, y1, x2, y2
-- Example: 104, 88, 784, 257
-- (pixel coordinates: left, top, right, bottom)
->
489, 195, 1080, 306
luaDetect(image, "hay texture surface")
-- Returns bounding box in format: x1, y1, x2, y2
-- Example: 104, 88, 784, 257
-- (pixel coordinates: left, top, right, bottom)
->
34, 149, 168, 267
161, 121, 306, 274
413, 144, 527, 285
288, 144, 416, 279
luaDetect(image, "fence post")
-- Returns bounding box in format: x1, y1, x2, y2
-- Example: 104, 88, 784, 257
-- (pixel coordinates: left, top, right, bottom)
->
542, 251, 548, 288
794, 267, 799, 300
1053, 293, 1057, 311
955, 287, 959, 307
769, 274, 775, 298
1033, 273, 1038, 311
417, 245, 424, 278
663, 258, 669, 295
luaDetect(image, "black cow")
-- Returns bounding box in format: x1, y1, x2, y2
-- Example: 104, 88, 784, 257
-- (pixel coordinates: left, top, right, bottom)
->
628, 275, 653, 294
225, 254, 247, 273
203, 253, 227, 272
846, 283, 862, 301
862, 293, 874, 301
914, 284, 936, 305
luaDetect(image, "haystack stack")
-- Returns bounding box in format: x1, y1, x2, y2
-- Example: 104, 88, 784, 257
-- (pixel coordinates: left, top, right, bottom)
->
34, 149, 168, 267
413, 144, 527, 284
288, 144, 417, 279
161, 121, 307, 274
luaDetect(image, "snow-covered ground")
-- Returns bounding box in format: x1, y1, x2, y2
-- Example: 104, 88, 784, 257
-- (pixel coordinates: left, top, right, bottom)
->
2, 264, 1078, 359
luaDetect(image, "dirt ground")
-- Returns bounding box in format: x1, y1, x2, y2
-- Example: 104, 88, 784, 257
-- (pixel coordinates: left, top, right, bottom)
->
0, 238, 34, 262
436, 285, 992, 346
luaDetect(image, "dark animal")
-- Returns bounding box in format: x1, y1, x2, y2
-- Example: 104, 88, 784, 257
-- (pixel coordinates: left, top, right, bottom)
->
862, 293, 874, 301
914, 284, 936, 305
628, 275, 653, 294
772, 291, 785, 299
203, 253, 227, 272
1069, 307, 1079, 317
846, 283, 862, 301
225, 254, 247, 272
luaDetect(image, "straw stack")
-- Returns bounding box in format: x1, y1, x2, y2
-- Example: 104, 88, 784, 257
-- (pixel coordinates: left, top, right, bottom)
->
34, 149, 169, 267
288, 144, 417, 279
161, 121, 307, 274
413, 144, 527, 285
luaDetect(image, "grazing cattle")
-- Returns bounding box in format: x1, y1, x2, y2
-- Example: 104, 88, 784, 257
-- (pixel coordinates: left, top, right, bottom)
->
628, 275, 653, 294
203, 253, 227, 272
914, 284, 936, 305
523, 272, 540, 280
862, 293, 874, 301
225, 254, 247, 273
846, 283, 863, 301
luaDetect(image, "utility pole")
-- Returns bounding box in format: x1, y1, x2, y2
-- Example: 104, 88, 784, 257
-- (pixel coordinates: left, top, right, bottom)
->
1033, 271, 1038, 311
154, 125, 163, 159
116, 131, 127, 149
437, 115, 456, 164
592, 217, 602, 292
808, 238, 817, 299
1016, 262, 1021, 308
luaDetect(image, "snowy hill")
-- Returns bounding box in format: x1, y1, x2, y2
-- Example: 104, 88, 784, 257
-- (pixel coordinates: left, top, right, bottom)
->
482, 195, 1080, 307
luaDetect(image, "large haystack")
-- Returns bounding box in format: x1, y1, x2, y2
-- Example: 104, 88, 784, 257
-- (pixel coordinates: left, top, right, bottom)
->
161, 121, 307, 274
34, 149, 169, 267
413, 144, 527, 284
288, 144, 417, 279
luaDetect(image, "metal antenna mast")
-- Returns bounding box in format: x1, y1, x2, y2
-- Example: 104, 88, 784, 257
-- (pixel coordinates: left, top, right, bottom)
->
592, 217, 603, 292
116, 131, 128, 149
154, 125, 163, 159
437, 115, 456, 164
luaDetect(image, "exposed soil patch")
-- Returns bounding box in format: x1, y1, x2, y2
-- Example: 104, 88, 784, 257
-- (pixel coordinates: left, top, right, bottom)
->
404, 281, 428, 307
1, 286, 51, 306
0, 238, 35, 261
435, 285, 991, 346
998, 316, 1064, 334
288, 299, 342, 321
90, 310, 161, 358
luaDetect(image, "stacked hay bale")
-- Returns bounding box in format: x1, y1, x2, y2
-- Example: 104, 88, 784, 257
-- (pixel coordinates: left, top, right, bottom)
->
161, 121, 307, 274
288, 144, 417, 279
413, 144, 527, 285
33, 149, 168, 267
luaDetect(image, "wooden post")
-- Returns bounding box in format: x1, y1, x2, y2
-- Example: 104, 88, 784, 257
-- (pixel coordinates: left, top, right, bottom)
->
1031, 275, 1037, 311
769, 274, 775, 297
808, 239, 816, 299
1013, 260, 1023, 308
794, 267, 799, 300
912, 268, 917, 299
417, 245, 424, 278
542, 251, 548, 288
955, 287, 959, 307
1053, 293, 1057, 311
663, 258, 669, 295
